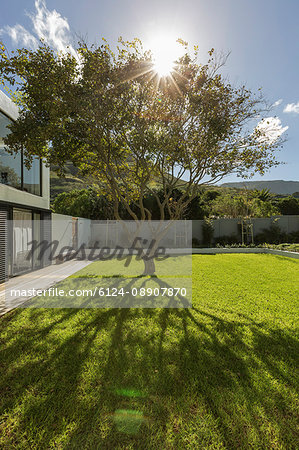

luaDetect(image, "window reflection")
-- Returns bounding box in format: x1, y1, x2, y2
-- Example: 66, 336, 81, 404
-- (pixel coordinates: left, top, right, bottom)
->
13, 208, 33, 275
0, 110, 11, 136
23, 157, 41, 195
0, 111, 41, 195
0, 111, 22, 189
0, 147, 22, 188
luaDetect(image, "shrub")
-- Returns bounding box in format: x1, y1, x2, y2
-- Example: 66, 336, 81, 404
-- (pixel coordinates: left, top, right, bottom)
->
276, 196, 299, 215
255, 222, 288, 244
214, 234, 240, 246
192, 237, 201, 248
286, 231, 299, 243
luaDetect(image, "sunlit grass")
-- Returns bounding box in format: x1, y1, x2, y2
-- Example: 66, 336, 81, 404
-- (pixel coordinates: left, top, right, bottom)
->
0, 254, 298, 448
72, 255, 192, 277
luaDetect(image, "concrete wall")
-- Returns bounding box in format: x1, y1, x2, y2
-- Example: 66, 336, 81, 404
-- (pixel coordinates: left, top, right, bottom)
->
192, 215, 299, 242
78, 217, 92, 247
0, 90, 18, 120
90, 220, 192, 248
90, 221, 135, 247
51, 214, 299, 255
0, 90, 50, 210
51, 213, 91, 255
252, 216, 299, 234
51, 213, 73, 254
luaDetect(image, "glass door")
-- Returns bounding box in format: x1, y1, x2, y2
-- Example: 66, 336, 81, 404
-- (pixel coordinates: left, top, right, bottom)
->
13, 209, 33, 275
33, 212, 41, 269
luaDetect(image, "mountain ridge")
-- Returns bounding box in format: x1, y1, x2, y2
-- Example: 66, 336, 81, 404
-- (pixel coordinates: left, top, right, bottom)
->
221, 180, 299, 195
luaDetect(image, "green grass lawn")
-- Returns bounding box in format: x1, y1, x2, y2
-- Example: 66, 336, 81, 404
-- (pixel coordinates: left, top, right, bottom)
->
0, 254, 298, 449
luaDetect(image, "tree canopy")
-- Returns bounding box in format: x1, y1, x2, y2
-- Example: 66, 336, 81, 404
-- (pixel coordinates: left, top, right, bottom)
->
0, 38, 284, 221
210, 189, 278, 218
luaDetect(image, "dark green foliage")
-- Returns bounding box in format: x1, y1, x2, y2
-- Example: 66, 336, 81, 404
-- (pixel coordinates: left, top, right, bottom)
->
202, 218, 214, 246
201, 190, 220, 202
214, 234, 240, 245
255, 222, 287, 244
286, 231, 299, 243
250, 188, 273, 202
52, 187, 114, 219
276, 196, 299, 215
192, 237, 201, 248
184, 194, 207, 220
52, 187, 209, 220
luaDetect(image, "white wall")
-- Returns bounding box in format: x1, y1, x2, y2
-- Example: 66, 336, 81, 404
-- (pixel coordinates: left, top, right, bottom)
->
52, 214, 299, 254
52, 213, 91, 255
192, 215, 299, 242
78, 217, 92, 247
0, 90, 18, 120
51, 213, 73, 254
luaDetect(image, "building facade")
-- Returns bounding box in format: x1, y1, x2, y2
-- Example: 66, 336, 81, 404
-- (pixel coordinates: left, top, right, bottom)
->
0, 90, 51, 282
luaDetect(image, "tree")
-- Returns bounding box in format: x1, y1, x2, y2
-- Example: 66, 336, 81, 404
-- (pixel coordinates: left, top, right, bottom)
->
52, 187, 114, 219
52, 186, 207, 220
0, 38, 285, 272
210, 190, 278, 218
276, 196, 299, 215
250, 188, 273, 202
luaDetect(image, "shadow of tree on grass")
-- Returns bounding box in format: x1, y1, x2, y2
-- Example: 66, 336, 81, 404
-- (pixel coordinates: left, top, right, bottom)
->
0, 279, 298, 449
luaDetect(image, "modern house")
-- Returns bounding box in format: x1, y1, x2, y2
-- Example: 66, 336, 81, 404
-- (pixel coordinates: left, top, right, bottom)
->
0, 90, 51, 282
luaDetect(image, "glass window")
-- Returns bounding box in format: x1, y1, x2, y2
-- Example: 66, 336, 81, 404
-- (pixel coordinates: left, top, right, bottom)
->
0, 110, 12, 137
0, 147, 22, 188
23, 157, 41, 195
0, 111, 22, 189
0, 110, 42, 195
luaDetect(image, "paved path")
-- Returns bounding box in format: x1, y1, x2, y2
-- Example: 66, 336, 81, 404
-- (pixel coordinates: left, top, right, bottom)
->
0, 260, 92, 316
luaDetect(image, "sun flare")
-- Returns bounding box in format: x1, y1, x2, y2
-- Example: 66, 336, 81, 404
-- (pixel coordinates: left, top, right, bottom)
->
148, 35, 184, 77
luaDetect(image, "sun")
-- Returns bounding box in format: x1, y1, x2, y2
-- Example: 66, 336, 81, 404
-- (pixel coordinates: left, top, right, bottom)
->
148, 35, 184, 77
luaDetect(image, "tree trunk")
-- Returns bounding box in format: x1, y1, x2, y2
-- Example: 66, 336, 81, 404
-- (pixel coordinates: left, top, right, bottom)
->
142, 257, 156, 276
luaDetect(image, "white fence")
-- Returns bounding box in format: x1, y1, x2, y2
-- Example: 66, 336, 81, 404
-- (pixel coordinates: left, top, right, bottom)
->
51, 216, 192, 252
51, 214, 299, 252
90, 220, 191, 248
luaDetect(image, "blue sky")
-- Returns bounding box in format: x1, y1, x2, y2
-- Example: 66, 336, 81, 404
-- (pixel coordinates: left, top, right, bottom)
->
1, 0, 298, 182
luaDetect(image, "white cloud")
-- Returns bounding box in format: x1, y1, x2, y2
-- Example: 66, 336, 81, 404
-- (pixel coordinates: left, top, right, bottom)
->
272, 99, 282, 108
256, 117, 288, 144
29, 0, 77, 58
283, 102, 299, 114
0, 24, 38, 49
0, 0, 77, 59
